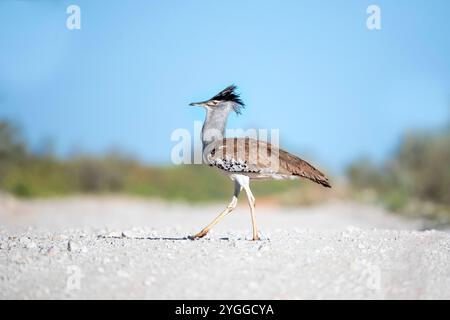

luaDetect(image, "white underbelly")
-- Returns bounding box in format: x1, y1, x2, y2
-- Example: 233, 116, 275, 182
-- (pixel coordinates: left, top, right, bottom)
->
222, 170, 294, 181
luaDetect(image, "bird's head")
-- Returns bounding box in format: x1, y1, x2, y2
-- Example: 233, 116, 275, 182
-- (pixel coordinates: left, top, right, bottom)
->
189, 85, 245, 115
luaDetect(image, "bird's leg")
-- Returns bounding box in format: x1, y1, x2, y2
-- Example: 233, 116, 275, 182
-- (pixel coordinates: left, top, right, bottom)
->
190, 182, 241, 239
243, 185, 259, 241
191, 197, 237, 239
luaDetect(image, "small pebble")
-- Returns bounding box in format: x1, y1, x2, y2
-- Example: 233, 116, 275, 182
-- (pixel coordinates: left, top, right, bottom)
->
67, 240, 80, 252
26, 241, 37, 249
117, 270, 129, 278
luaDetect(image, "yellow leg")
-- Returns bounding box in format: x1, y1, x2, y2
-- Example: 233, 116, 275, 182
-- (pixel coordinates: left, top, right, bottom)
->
190, 182, 241, 239
243, 185, 259, 241
190, 196, 238, 239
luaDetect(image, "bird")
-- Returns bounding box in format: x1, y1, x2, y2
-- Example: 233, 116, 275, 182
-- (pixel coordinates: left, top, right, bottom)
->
188, 85, 331, 241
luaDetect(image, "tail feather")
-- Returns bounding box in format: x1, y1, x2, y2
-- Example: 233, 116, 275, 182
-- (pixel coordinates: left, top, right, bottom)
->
280, 150, 332, 188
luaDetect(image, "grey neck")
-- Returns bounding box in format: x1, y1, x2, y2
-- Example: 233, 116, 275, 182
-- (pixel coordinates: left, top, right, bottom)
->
201, 108, 230, 150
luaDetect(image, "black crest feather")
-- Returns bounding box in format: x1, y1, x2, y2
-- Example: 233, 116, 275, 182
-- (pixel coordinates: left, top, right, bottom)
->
211, 85, 245, 114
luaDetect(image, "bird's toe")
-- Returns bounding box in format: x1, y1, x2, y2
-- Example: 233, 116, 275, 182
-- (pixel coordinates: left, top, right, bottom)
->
188, 231, 208, 240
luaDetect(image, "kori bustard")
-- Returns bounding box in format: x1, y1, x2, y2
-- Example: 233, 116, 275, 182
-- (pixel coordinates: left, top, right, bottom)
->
188, 85, 331, 241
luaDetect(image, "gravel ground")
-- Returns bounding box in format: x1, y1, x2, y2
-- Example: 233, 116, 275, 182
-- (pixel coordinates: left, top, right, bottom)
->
1, 195, 449, 299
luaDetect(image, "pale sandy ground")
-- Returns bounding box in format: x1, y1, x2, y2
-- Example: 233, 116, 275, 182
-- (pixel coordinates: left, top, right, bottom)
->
0, 194, 449, 300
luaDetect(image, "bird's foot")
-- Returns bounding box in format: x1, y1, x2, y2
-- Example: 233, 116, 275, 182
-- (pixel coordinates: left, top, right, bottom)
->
188, 230, 208, 240
252, 235, 260, 241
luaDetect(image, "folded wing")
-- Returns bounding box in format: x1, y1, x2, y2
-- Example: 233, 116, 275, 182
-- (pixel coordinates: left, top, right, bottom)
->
206, 138, 331, 188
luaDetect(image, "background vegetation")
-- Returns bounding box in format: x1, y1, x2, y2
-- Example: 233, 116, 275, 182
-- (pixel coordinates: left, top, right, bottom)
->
347, 125, 450, 225
2, 118, 450, 226
0, 120, 309, 202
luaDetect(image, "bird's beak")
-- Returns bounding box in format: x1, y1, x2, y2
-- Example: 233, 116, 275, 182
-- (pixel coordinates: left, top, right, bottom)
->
189, 101, 207, 107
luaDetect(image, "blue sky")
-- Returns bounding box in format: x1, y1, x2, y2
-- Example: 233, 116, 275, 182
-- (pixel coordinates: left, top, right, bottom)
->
0, 0, 449, 173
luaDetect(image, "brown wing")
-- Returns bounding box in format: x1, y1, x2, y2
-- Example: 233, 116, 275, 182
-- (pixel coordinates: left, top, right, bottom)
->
206, 138, 331, 188
277, 148, 331, 188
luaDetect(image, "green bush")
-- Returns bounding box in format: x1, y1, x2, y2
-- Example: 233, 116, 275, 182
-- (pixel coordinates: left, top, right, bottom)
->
347, 127, 450, 222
